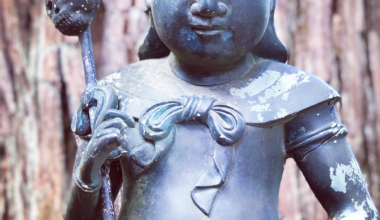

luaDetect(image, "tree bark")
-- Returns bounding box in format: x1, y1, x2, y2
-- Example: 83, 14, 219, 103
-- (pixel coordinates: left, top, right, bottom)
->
0, 0, 379, 219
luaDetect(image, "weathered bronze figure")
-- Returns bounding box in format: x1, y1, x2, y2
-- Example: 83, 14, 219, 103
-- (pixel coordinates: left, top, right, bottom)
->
46, 0, 379, 219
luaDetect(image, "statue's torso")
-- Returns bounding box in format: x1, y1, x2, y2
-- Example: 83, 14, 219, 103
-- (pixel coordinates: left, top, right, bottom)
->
119, 124, 285, 220
97, 58, 339, 220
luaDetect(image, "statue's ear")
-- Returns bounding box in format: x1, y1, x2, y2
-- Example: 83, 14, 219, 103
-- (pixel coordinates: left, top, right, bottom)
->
252, 0, 289, 63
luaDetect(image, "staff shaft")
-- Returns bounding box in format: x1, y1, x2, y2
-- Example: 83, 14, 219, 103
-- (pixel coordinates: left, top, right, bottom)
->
79, 28, 97, 87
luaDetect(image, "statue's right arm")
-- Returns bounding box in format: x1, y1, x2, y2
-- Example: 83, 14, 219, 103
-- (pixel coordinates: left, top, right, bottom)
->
64, 86, 135, 220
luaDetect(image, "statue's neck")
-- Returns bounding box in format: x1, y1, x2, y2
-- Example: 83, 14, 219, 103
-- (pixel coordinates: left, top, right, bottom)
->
168, 53, 256, 86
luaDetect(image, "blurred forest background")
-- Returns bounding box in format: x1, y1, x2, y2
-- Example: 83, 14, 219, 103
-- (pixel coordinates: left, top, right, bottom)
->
0, 0, 380, 219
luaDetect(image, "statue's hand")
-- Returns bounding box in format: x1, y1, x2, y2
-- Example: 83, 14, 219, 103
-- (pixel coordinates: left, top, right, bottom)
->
71, 85, 135, 192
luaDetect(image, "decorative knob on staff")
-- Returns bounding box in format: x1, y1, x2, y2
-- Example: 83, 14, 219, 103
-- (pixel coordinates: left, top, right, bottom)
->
45, 0, 99, 85
45, 1, 118, 219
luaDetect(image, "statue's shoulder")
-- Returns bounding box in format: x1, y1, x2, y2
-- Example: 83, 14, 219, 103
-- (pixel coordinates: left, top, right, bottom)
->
98, 58, 169, 88
98, 58, 188, 118
231, 60, 340, 126
98, 58, 340, 125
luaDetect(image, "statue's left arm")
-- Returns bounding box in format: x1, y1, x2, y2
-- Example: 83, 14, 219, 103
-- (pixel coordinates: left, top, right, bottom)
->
284, 102, 379, 220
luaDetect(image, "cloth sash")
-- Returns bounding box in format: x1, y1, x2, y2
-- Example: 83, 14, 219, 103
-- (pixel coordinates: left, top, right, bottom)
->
135, 95, 245, 215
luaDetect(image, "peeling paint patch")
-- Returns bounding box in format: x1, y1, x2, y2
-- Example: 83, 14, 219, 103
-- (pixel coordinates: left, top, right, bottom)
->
257, 96, 266, 103
100, 72, 122, 84
329, 160, 363, 193
281, 92, 289, 101
276, 108, 287, 118
229, 70, 281, 99
250, 103, 271, 112
257, 113, 264, 122
329, 90, 335, 98
366, 196, 379, 220
259, 71, 310, 103
337, 200, 369, 220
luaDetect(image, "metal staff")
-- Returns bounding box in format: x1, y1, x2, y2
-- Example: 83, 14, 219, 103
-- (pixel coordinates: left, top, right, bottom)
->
79, 28, 116, 220
45, 0, 116, 219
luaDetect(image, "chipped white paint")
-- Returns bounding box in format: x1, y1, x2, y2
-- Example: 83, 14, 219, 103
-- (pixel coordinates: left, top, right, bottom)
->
70, 2, 73, 5
337, 200, 369, 220
258, 96, 267, 103
329, 160, 363, 193
258, 71, 310, 103
257, 113, 264, 122
332, 127, 346, 138
250, 103, 271, 112
229, 70, 281, 99
101, 72, 122, 84
276, 108, 287, 118
332, 195, 378, 219
76, 10, 81, 13
329, 91, 335, 99
366, 196, 379, 220
281, 92, 289, 101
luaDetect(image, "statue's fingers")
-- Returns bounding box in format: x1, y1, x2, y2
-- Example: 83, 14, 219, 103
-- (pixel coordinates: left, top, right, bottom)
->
101, 131, 122, 150
102, 109, 135, 128
95, 126, 120, 138
96, 118, 128, 132
91, 128, 122, 162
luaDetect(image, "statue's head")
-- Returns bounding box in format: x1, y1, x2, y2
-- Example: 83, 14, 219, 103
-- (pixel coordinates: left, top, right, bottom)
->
45, 0, 101, 36
139, 0, 288, 64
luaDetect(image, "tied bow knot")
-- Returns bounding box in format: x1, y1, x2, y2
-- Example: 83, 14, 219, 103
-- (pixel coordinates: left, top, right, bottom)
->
135, 95, 245, 215
140, 95, 245, 145
180, 95, 216, 123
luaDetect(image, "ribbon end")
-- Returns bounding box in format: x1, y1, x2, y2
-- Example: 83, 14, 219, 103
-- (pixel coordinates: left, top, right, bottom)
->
191, 187, 220, 216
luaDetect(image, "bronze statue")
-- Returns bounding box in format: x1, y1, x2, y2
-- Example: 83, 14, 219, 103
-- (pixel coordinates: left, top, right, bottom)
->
46, 0, 379, 219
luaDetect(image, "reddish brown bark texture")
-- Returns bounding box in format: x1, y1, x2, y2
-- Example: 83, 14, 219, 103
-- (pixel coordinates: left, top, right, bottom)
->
0, 0, 379, 219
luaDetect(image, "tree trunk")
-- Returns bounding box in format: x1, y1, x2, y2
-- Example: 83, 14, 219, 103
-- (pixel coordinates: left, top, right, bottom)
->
0, 0, 379, 219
